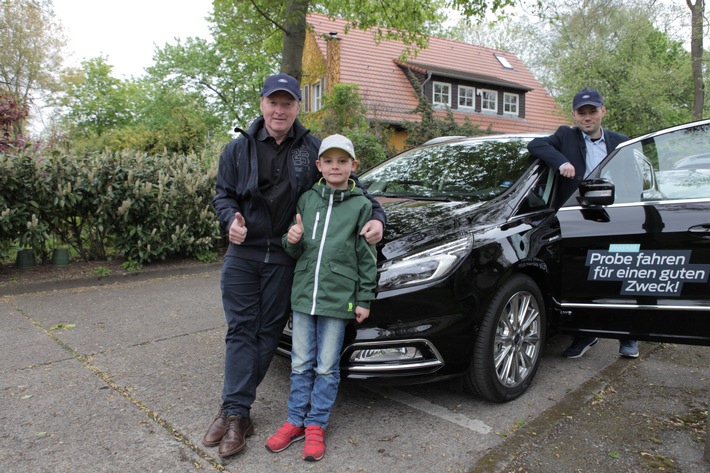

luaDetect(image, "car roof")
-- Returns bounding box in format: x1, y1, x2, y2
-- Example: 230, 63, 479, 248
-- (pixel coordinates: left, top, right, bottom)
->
421, 132, 551, 147
617, 118, 710, 149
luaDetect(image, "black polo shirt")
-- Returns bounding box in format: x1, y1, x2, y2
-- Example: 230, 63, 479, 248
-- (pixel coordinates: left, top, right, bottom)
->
256, 126, 294, 233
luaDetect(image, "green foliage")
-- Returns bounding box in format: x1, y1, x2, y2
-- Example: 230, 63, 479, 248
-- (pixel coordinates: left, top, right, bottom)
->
534, 0, 694, 137
0, 141, 50, 259
53, 57, 135, 137
0, 0, 66, 134
0, 145, 223, 266
53, 57, 227, 155
301, 84, 396, 170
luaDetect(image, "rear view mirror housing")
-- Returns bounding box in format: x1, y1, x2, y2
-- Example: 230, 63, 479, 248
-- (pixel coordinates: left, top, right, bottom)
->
577, 178, 615, 206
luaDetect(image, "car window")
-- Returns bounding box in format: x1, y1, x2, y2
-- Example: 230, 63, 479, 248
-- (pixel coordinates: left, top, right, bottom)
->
517, 166, 554, 214
360, 138, 532, 202
600, 123, 710, 202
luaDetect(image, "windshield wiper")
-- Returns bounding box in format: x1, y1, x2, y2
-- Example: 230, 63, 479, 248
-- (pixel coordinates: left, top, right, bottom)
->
379, 194, 451, 202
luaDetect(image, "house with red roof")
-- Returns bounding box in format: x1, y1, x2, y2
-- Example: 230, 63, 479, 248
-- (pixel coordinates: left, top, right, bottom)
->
301, 13, 566, 150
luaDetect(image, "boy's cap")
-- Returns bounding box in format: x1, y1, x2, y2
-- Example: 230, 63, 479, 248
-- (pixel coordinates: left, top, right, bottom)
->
319, 134, 356, 159
260, 73, 301, 101
573, 88, 603, 110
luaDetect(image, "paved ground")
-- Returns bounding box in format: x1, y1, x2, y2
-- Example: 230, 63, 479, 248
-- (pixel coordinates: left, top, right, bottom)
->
1, 262, 709, 472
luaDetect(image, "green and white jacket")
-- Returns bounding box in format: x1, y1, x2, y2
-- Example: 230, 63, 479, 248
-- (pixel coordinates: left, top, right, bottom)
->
283, 179, 377, 319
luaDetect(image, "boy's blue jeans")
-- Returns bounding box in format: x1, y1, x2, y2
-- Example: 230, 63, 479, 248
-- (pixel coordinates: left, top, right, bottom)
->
287, 310, 348, 429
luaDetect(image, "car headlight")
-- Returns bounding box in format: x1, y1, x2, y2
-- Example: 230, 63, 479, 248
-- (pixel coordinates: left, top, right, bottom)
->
377, 234, 473, 291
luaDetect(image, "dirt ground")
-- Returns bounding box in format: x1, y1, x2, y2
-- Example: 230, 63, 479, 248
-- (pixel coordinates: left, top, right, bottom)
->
0, 253, 221, 292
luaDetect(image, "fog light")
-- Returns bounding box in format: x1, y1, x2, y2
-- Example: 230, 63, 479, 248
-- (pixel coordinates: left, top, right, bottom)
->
349, 347, 423, 363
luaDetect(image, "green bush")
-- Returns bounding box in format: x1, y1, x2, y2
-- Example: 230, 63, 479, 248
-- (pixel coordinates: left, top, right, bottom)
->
0, 145, 223, 265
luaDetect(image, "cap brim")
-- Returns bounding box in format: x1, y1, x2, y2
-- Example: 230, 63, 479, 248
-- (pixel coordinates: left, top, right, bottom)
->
319, 146, 355, 159
574, 101, 602, 110
261, 87, 300, 100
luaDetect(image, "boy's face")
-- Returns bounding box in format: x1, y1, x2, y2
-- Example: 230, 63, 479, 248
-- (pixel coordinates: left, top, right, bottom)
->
316, 149, 358, 189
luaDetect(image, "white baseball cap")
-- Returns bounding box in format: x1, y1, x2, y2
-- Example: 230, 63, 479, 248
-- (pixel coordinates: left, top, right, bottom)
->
318, 134, 356, 159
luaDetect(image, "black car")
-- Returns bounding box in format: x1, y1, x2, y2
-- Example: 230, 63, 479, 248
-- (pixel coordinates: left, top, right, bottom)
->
278, 120, 710, 403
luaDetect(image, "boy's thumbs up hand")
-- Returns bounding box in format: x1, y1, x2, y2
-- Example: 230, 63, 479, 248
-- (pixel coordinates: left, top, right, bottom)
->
288, 213, 304, 244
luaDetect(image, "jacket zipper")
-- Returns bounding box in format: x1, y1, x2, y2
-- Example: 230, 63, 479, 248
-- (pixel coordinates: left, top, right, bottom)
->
311, 212, 320, 240
311, 193, 334, 314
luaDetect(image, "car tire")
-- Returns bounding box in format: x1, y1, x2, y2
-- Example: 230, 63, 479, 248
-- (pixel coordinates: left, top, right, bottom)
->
464, 274, 545, 402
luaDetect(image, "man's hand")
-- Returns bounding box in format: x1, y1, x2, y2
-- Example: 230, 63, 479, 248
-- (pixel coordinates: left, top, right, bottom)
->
360, 219, 384, 245
287, 213, 304, 244
355, 306, 370, 323
229, 212, 247, 245
559, 162, 576, 179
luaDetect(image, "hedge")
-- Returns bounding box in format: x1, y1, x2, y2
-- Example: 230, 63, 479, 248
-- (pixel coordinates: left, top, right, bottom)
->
0, 144, 223, 266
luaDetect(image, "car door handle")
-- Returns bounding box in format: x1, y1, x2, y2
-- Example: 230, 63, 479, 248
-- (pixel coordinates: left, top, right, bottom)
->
688, 224, 710, 237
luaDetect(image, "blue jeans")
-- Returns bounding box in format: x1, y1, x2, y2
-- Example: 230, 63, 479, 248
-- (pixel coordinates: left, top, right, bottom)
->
287, 310, 348, 429
220, 256, 293, 417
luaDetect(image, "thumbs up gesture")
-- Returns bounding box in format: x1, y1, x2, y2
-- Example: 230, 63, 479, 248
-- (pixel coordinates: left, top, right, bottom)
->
229, 212, 247, 245
287, 213, 304, 244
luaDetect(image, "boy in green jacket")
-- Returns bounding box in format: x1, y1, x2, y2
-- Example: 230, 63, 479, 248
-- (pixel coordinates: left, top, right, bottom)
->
265, 134, 377, 461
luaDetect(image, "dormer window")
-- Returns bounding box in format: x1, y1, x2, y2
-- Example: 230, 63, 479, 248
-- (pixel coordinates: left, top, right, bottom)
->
458, 86, 475, 109
480, 89, 497, 112
433, 81, 451, 108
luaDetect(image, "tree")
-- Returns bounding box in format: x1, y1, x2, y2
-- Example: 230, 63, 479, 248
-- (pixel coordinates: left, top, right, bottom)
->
52, 57, 134, 138
241, 0, 519, 81
52, 56, 222, 154
452, 0, 694, 137
686, 0, 705, 120
151, 0, 518, 129
301, 83, 395, 169
544, 1, 693, 136
0, 0, 66, 134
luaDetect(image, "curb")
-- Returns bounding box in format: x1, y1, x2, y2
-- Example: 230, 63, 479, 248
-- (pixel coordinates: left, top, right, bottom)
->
0, 262, 222, 296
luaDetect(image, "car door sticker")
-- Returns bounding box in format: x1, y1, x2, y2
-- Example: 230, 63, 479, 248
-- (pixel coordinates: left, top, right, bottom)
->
585, 244, 710, 296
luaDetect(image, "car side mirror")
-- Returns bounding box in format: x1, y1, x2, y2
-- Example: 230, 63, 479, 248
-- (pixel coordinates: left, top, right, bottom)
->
577, 178, 615, 206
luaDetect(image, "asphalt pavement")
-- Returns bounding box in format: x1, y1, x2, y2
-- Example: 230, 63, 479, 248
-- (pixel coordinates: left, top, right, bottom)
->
1, 263, 709, 473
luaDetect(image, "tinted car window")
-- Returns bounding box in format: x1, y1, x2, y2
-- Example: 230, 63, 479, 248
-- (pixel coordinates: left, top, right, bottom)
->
601, 123, 710, 201
360, 139, 533, 201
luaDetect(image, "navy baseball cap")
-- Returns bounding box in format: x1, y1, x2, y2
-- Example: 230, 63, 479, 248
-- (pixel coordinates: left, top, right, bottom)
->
573, 88, 603, 110
260, 73, 302, 101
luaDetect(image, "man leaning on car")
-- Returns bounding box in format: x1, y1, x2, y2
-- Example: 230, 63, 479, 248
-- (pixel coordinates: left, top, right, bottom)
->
526, 87, 639, 359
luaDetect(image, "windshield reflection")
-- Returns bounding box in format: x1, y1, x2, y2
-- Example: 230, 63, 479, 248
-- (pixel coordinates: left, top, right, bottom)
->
360, 139, 532, 202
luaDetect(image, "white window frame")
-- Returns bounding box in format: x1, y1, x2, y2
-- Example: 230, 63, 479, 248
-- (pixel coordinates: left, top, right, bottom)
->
433, 81, 451, 108
458, 85, 475, 109
312, 82, 322, 111
480, 89, 498, 112
503, 92, 518, 115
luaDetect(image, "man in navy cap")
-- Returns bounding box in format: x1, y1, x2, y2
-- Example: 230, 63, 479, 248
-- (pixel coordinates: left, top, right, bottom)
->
204, 73, 385, 458
527, 87, 638, 359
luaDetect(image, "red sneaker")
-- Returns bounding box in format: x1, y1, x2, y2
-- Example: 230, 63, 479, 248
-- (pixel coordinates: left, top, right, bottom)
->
265, 422, 305, 453
302, 425, 325, 461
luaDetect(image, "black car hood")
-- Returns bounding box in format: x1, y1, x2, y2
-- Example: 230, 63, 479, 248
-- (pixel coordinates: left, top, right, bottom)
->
377, 197, 488, 260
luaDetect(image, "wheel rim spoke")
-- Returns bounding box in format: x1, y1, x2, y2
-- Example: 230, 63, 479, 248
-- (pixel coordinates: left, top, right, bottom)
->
494, 290, 541, 388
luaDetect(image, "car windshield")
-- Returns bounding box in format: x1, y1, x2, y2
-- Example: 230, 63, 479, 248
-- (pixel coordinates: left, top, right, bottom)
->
359, 138, 533, 202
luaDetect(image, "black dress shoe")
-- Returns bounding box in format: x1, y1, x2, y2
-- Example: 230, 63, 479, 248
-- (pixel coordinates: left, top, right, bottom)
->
218, 415, 254, 457
202, 407, 228, 447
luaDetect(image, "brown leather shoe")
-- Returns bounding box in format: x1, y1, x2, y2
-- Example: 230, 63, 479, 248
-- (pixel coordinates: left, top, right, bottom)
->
202, 407, 228, 447
218, 415, 254, 458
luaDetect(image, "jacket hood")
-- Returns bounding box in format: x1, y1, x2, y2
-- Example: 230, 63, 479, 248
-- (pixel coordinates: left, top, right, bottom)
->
311, 179, 363, 201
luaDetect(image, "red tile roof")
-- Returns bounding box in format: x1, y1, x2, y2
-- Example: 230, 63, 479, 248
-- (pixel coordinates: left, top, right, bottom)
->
308, 13, 566, 134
